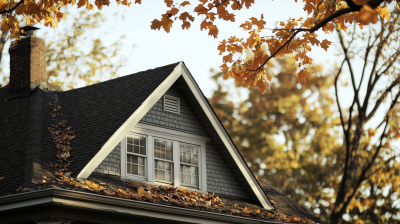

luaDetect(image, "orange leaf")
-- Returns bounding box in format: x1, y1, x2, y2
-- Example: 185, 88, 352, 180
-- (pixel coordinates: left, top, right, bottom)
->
355, 5, 379, 25
180, 1, 190, 7
298, 69, 308, 83
164, 0, 173, 7
151, 19, 162, 30
137, 187, 146, 196
320, 39, 331, 51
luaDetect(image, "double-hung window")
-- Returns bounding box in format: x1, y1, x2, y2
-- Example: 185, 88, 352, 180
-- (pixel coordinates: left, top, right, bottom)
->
121, 125, 208, 192
154, 138, 173, 183
126, 136, 146, 177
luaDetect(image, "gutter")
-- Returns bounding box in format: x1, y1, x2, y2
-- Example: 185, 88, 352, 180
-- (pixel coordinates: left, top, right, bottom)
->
0, 188, 283, 224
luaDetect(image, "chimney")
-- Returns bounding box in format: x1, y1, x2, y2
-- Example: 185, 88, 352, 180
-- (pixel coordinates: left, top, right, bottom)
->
9, 37, 46, 90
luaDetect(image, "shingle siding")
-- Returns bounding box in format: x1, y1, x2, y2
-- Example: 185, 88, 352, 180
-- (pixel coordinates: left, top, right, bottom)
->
206, 142, 249, 199
139, 84, 207, 136
94, 143, 121, 176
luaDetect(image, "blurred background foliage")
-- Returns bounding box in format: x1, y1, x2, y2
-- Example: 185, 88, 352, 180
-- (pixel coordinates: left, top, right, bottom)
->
0, 7, 132, 89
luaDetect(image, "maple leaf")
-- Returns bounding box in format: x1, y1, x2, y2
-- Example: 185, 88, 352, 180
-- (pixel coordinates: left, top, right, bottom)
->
377, 6, 390, 20
150, 19, 161, 30
320, 39, 331, 51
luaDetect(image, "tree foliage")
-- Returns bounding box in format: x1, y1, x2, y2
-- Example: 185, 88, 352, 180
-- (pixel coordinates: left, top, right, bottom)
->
0, 0, 395, 92
0, 8, 130, 89
209, 9, 400, 222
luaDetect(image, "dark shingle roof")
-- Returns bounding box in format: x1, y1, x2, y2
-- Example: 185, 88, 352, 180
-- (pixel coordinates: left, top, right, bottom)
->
259, 180, 325, 223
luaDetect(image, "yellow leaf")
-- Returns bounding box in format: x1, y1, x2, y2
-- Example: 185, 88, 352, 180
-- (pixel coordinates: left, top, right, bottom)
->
355, 5, 379, 25
377, 6, 390, 20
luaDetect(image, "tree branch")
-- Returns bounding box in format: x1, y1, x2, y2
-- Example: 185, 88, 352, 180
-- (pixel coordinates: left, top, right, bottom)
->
246, 30, 301, 72
0, 0, 24, 14
366, 77, 400, 122
335, 59, 348, 140
337, 28, 361, 110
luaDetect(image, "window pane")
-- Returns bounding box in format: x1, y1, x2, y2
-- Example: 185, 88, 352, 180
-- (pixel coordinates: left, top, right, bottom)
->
180, 164, 198, 187
154, 139, 173, 161
180, 143, 199, 165
127, 154, 145, 177
127, 144, 133, 153
155, 160, 172, 182
127, 136, 146, 155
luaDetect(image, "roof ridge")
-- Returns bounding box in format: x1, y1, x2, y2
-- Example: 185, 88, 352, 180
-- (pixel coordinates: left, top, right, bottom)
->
58, 62, 181, 93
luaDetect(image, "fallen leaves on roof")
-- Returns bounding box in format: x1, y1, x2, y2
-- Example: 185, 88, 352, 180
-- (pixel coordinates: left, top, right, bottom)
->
8, 100, 319, 224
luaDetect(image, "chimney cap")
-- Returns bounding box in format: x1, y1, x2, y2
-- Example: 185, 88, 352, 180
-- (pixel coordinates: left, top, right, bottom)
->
20, 26, 40, 36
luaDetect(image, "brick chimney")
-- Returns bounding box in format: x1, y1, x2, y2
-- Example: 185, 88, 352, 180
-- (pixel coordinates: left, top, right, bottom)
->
9, 37, 46, 90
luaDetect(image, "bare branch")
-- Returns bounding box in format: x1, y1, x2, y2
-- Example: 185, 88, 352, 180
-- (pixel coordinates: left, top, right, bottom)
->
337, 28, 361, 110
366, 77, 400, 122
335, 59, 348, 140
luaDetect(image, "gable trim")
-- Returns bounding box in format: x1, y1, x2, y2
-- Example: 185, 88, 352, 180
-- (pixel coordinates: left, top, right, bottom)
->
77, 62, 184, 179
179, 65, 274, 210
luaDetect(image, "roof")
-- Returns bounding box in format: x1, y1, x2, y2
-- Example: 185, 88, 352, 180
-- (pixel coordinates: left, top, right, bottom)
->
0, 62, 324, 224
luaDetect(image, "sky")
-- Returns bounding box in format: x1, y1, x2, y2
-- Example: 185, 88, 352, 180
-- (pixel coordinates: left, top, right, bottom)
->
38, 0, 340, 98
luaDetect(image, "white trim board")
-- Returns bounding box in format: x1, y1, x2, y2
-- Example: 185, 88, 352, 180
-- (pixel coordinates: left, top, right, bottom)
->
77, 62, 184, 179
77, 62, 273, 210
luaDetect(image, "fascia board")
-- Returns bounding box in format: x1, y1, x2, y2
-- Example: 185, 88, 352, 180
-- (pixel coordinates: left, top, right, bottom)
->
0, 189, 283, 224
77, 62, 184, 179
179, 64, 274, 210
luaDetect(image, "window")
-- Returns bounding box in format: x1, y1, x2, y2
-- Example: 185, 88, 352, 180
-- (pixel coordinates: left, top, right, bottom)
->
121, 125, 208, 192
164, 95, 180, 114
154, 138, 173, 183
126, 136, 146, 177
180, 143, 199, 187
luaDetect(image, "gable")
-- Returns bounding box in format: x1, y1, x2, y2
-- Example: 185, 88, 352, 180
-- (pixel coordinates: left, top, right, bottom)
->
94, 83, 250, 199
139, 83, 207, 137
76, 62, 273, 209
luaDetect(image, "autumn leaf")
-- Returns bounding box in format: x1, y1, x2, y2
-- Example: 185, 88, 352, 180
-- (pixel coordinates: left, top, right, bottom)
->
377, 6, 390, 20
0, 177, 4, 181
320, 39, 331, 51
297, 69, 308, 83
137, 187, 146, 196
355, 5, 379, 25
150, 19, 162, 30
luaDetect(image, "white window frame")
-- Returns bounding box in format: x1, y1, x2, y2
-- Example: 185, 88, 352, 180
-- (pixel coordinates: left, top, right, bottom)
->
121, 123, 208, 193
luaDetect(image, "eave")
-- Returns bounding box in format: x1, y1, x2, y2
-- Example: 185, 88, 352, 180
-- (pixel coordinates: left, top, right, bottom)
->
0, 188, 283, 224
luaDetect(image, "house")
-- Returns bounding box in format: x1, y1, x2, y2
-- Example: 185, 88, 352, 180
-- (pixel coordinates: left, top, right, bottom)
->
0, 36, 324, 224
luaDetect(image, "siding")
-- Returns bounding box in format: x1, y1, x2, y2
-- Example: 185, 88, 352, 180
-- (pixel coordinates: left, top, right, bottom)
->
139, 84, 207, 136
206, 142, 249, 199
94, 143, 121, 176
